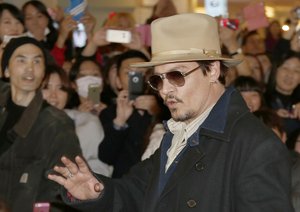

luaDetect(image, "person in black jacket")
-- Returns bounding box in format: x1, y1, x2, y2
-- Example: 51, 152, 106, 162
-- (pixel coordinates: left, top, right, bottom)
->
0, 37, 82, 211
98, 49, 167, 178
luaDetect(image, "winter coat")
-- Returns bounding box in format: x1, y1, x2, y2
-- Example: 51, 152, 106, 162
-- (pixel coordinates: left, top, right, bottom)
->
65, 87, 294, 212
0, 80, 82, 212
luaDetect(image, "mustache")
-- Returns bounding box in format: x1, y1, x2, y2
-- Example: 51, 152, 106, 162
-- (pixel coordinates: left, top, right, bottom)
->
164, 93, 183, 104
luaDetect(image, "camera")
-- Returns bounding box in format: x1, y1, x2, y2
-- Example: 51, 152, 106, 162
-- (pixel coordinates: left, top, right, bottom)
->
106, 29, 132, 44
88, 83, 101, 105
128, 71, 144, 100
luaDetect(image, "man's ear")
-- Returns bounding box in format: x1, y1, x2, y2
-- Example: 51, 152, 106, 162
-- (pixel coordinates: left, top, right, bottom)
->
209, 61, 221, 82
4, 68, 9, 78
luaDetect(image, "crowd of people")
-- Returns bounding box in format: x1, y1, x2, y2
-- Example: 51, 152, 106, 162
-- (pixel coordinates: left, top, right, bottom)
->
0, 0, 299, 211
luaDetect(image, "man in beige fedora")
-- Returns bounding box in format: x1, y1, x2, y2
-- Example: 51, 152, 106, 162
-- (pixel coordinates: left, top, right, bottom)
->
48, 13, 294, 212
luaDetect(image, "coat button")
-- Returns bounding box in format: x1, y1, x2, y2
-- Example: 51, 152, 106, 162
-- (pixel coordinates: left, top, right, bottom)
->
187, 199, 197, 208
195, 162, 205, 171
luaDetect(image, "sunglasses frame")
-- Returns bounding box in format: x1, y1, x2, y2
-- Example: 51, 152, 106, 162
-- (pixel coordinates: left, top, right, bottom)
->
148, 66, 200, 91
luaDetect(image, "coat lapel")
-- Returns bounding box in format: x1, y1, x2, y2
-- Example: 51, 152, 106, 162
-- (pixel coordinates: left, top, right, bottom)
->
159, 144, 206, 199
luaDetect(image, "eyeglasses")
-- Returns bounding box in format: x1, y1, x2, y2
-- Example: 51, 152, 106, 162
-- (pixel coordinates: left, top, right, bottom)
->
147, 66, 200, 91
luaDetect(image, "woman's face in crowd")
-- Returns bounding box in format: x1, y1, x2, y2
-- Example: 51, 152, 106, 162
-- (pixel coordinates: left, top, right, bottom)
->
23, 4, 48, 36
275, 57, 300, 95
240, 91, 262, 112
0, 10, 24, 39
42, 73, 68, 110
77, 60, 102, 79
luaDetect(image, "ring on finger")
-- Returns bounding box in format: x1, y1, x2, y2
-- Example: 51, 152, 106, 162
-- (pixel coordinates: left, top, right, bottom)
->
67, 172, 74, 178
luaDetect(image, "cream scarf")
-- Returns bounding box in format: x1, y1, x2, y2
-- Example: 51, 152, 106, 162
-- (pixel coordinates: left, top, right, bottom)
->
165, 105, 214, 172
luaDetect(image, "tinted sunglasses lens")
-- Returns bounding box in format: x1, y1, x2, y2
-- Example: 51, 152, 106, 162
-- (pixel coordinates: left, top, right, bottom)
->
148, 75, 163, 90
166, 71, 185, 87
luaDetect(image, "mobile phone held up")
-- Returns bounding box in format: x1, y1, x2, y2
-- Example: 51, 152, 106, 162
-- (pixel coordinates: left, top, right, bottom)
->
33, 202, 50, 212
219, 18, 239, 30
128, 71, 144, 100
106, 29, 132, 44
73, 22, 87, 48
88, 83, 101, 105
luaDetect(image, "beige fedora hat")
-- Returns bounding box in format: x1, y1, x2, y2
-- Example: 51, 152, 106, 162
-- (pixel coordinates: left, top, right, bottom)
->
132, 13, 241, 68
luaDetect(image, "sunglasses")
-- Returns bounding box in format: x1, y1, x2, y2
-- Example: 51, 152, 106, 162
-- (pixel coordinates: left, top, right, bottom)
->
147, 66, 200, 91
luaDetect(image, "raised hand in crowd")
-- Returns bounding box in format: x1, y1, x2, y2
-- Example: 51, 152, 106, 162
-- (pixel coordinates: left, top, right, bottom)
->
80, 12, 96, 39
219, 20, 252, 81
78, 99, 107, 115
92, 27, 110, 47
56, 15, 77, 48
113, 89, 134, 126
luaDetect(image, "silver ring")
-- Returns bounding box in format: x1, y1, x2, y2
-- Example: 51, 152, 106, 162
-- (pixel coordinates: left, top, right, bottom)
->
67, 172, 74, 178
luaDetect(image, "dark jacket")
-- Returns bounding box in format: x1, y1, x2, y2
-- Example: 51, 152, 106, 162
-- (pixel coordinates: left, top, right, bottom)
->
0, 80, 82, 212
67, 87, 294, 212
99, 104, 153, 178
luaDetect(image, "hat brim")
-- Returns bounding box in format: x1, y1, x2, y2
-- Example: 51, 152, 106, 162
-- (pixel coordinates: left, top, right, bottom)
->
131, 53, 242, 68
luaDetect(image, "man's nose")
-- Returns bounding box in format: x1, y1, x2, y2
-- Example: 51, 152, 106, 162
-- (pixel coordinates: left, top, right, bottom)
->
160, 78, 174, 95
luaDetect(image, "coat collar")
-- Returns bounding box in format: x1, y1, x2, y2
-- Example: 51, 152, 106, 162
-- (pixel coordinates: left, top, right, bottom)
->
157, 87, 249, 200
0, 85, 45, 139
163, 86, 249, 144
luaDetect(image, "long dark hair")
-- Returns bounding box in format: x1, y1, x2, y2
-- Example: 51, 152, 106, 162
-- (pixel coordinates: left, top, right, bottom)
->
43, 64, 76, 109
266, 53, 300, 93
0, 3, 24, 27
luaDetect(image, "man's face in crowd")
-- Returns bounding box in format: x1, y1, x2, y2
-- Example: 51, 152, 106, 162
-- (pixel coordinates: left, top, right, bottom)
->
154, 61, 220, 124
6, 43, 45, 96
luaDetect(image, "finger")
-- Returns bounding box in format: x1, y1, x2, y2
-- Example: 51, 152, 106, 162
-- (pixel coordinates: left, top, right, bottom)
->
75, 156, 91, 173
94, 183, 104, 192
53, 165, 72, 179
61, 156, 79, 175
48, 173, 67, 186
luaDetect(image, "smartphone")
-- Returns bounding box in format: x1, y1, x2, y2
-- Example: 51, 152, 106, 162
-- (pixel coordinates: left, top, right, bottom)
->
106, 29, 132, 44
88, 83, 101, 105
73, 22, 87, 48
128, 71, 144, 100
66, 0, 87, 21
33, 202, 50, 212
219, 18, 239, 30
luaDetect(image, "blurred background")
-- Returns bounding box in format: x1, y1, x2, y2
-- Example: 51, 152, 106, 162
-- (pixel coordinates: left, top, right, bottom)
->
3, 0, 299, 29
